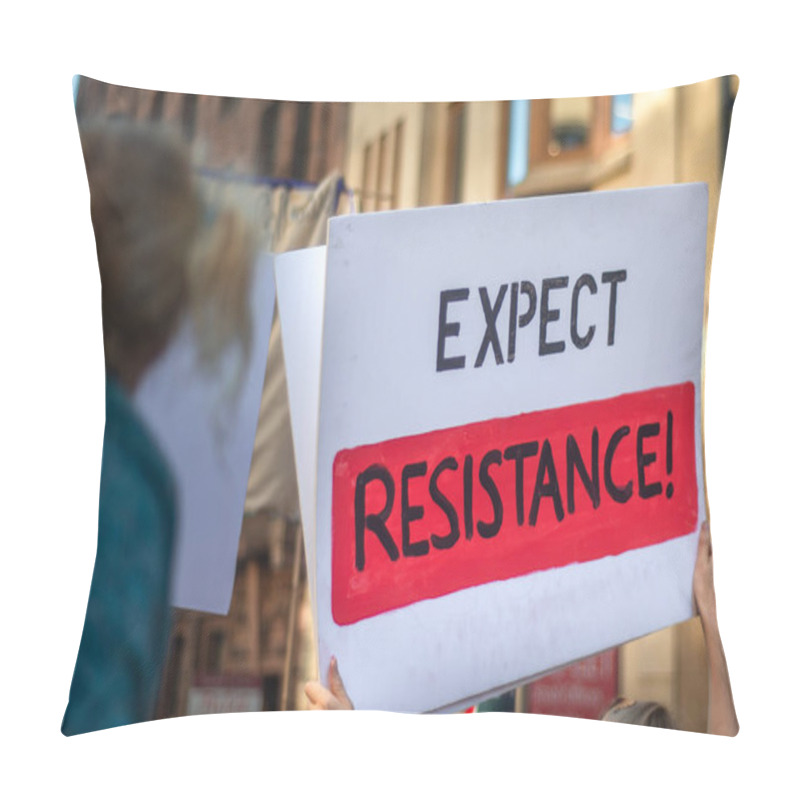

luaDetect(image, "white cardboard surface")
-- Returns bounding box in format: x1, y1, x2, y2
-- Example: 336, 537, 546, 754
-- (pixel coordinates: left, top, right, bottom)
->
274, 247, 327, 635
134, 253, 276, 614
311, 185, 707, 711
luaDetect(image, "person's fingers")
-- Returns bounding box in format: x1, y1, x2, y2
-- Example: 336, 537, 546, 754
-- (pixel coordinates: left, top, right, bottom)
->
304, 680, 321, 704
328, 656, 345, 697
695, 521, 710, 564
328, 656, 352, 708
305, 681, 334, 710
693, 520, 718, 621
304, 658, 353, 710
699, 521, 713, 563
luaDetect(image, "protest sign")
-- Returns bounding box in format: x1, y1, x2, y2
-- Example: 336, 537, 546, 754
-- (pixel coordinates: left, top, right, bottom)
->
283, 185, 707, 711
134, 253, 275, 614
275, 247, 327, 633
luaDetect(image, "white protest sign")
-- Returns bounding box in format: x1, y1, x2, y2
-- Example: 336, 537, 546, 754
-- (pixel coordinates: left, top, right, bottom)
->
134, 253, 276, 614
309, 184, 707, 712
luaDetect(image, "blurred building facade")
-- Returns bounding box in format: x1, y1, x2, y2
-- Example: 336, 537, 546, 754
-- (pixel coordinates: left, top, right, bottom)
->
157, 514, 315, 717
75, 78, 349, 184
340, 77, 736, 732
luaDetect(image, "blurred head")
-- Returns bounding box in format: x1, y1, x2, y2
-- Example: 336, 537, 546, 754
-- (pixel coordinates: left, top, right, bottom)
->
81, 119, 199, 389
601, 697, 675, 729
80, 118, 254, 391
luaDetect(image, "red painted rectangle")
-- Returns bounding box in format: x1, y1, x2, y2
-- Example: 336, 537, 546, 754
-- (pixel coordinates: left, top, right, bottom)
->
332, 383, 697, 625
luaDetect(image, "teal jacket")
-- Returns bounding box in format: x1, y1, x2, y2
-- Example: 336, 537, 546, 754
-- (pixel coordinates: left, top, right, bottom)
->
62, 377, 176, 736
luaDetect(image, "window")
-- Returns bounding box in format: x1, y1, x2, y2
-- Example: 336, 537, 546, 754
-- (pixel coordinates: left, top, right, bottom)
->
611, 94, 633, 135
361, 140, 378, 212
206, 630, 225, 675
359, 119, 404, 211
262, 675, 280, 711
391, 120, 404, 209
150, 91, 165, 122
162, 635, 185, 717
257, 103, 279, 176
504, 95, 633, 196
220, 95, 239, 118
182, 94, 198, 141
376, 132, 390, 210
444, 102, 466, 204
506, 99, 530, 187
291, 103, 313, 181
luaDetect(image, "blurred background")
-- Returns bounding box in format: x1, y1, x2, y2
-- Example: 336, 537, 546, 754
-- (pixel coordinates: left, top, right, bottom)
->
74, 75, 736, 730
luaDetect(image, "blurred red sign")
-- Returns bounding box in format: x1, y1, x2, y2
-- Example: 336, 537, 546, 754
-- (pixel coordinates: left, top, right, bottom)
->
527, 649, 618, 721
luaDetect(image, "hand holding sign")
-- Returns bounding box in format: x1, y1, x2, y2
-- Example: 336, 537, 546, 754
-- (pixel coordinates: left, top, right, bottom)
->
692, 521, 739, 736
693, 521, 716, 622
304, 656, 354, 711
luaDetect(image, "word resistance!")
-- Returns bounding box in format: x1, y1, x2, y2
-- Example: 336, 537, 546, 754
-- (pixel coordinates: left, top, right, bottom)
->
354, 413, 675, 571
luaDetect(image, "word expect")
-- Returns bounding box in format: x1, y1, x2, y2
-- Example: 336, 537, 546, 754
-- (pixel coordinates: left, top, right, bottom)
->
331, 383, 697, 625
436, 271, 627, 371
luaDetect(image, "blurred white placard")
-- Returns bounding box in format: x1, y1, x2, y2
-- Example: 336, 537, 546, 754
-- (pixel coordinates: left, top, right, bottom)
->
134, 253, 275, 613
274, 247, 327, 629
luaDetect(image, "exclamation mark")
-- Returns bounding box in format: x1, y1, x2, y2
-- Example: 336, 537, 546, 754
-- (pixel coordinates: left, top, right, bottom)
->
665, 410, 674, 499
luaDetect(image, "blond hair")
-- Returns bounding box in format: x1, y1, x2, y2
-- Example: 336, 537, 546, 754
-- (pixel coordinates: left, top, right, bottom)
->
80, 118, 254, 388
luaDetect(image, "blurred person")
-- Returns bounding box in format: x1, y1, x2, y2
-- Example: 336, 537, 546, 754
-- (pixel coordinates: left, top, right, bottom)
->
62, 119, 255, 736
601, 697, 676, 729
304, 521, 739, 736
